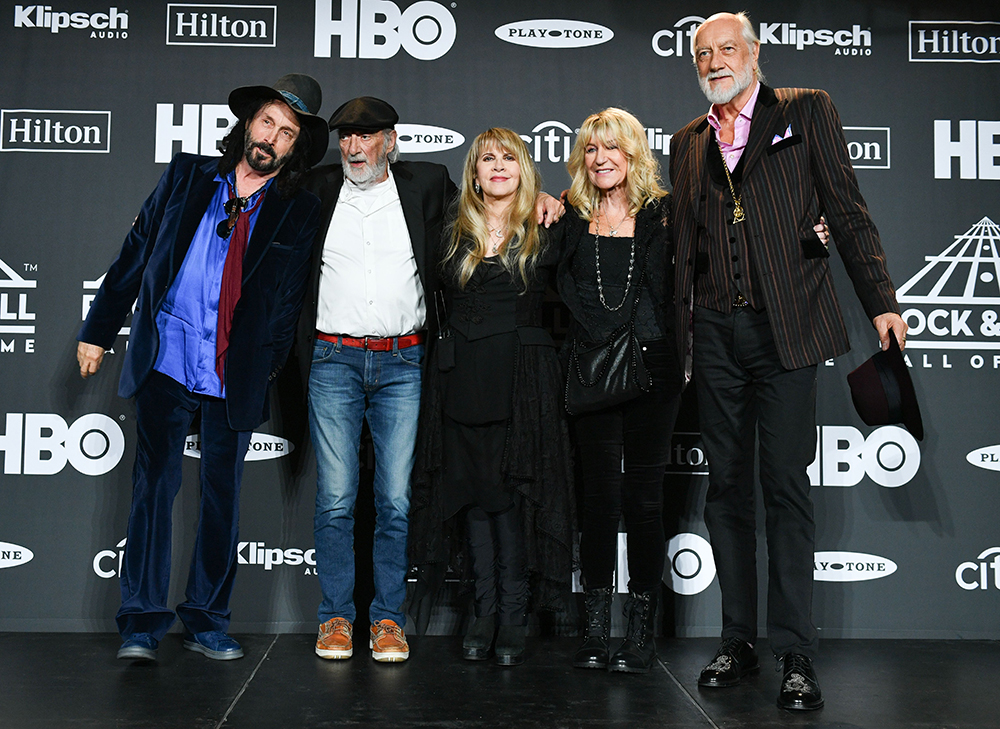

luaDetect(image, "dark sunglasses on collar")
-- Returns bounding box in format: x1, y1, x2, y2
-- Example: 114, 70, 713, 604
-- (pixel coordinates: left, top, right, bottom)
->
217, 195, 249, 238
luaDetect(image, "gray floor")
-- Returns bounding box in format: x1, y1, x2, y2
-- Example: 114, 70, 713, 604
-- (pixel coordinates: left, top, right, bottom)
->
1, 633, 996, 728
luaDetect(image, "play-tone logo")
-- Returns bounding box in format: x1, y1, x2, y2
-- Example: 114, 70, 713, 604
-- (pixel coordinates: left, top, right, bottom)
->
13, 5, 128, 37
813, 551, 897, 582
1, 110, 111, 153
395, 123, 464, 154
0, 413, 126, 476
0, 542, 34, 569
956, 547, 1000, 590
154, 103, 236, 162
897, 216, 1000, 365
314, 0, 456, 60
809, 425, 920, 488
495, 19, 613, 49
843, 127, 890, 169
184, 432, 294, 461
909, 21, 1000, 63
934, 120, 1000, 180
166, 3, 276, 47
664, 533, 716, 595
967, 445, 1000, 472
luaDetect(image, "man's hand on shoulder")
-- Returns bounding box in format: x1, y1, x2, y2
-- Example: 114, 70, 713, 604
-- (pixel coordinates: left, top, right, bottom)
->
77, 342, 106, 378
873, 313, 907, 351
536, 192, 565, 228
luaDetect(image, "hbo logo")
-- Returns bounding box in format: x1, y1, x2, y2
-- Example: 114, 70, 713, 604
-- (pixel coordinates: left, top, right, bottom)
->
0, 413, 125, 476
314, 0, 457, 60
808, 425, 920, 488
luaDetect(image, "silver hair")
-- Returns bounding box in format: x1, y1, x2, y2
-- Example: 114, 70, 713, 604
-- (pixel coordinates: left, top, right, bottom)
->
692, 11, 766, 83
385, 128, 400, 163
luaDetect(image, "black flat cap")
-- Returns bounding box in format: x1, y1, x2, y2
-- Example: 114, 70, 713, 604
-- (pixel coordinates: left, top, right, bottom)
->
328, 96, 398, 132
847, 332, 923, 440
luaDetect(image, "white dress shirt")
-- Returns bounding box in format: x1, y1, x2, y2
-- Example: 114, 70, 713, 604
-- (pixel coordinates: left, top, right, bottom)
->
315, 171, 425, 337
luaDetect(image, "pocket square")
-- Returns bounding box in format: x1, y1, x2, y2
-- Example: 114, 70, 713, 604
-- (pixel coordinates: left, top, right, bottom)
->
772, 124, 792, 145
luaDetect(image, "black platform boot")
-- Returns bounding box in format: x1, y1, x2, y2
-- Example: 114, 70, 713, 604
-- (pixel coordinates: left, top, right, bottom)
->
462, 614, 497, 661
607, 590, 657, 673
573, 586, 614, 669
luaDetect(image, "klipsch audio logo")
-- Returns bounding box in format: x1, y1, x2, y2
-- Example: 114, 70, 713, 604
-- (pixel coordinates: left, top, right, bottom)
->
1, 110, 111, 153
0, 542, 34, 569
238, 541, 316, 573
808, 426, 920, 488
0, 413, 125, 476
896, 216, 1000, 368
956, 547, 1000, 590
495, 19, 614, 49
0, 257, 37, 354
843, 127, 890, 169
154, 103, 236, 162
664, 533, 717, 595
314, 0, 456, 60
184, 433, 294, 461
651, 16, 871, 57
967, 445, 1000, 471
166, 3, 276, 46
909, 21, 1000, 63
395, 124, 464, 154
813, 551, 897, 582
13, 5, 128, 37
934, 120, 1000, 180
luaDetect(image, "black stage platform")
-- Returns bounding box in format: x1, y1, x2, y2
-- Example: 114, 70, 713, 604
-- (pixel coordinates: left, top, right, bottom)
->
1, 634, 995, 728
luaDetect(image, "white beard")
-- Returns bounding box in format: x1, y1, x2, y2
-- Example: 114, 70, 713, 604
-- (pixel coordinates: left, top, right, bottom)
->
342, 152, 388, 189
699, 62, 755, 105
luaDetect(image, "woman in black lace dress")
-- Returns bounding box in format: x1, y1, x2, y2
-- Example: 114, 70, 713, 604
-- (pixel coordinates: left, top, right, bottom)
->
558, 108, 684, 674
410, 129, 574, 666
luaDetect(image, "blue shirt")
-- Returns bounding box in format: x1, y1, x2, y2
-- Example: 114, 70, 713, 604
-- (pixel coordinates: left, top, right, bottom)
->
153, 171, 271, 397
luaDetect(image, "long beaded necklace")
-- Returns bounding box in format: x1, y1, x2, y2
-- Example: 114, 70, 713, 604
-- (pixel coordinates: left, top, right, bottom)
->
594, 205, 635, 312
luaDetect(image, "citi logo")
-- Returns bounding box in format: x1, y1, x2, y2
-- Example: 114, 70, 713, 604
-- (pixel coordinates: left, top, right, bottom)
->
494, 19, 614, 49
813, 551, 897, 582
314, 0, 456, 61
166, 3, 276, 47
13, 5, 128, 36
843, 127, 890, 170
154, 103, 236, 163
651, 15, 704, 58
395, 123, 464, 154
184, 432, 294, 461
807, 425, 920, 488
0, 542, 34, 569
0, 257, 37, 351
909, 21, 1000, 63
93, 537, 126, 578
758, 22, 872, 56
956, 547, 1000, 590
933, 120, 1000, 180
520, 121, 574, 164
664, 533, 716, 595
966, 445, 1000, 472
0, 110, 111, 153
238, 541, 316, 571
0, 413, 125, 476
897, 216, 1000, 362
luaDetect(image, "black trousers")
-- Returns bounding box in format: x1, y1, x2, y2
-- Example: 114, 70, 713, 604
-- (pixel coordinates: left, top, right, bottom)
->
693, 305, 819, 658
573, 339, 682, 593
465, 503, 528, 626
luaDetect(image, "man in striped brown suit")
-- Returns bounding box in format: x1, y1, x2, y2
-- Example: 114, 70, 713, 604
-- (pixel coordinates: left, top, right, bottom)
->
669, 12, 907, 711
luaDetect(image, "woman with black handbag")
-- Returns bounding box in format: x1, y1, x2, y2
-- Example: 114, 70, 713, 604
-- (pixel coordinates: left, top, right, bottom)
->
409, 128, 574, 666
558, 108, 684, 674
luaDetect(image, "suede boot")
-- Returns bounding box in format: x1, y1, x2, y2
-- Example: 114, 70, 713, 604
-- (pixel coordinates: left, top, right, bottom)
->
608, 590, 657, 673
462, 614, 496, 661
494, 624, 526, 666
573, 586, 614, 669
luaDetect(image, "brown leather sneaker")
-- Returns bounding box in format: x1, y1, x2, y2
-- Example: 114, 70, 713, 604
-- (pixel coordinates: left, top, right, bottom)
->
370, 619, 409, 662
315, 617, 353, 659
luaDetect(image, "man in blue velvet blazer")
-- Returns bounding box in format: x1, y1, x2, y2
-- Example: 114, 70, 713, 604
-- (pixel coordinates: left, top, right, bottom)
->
77, 74, 326, 662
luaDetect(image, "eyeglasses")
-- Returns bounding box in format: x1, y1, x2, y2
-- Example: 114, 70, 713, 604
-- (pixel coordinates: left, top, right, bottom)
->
217, 195, 249, 238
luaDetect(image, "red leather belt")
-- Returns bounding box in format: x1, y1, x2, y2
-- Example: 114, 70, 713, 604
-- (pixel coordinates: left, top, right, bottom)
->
315, 331, 425, 351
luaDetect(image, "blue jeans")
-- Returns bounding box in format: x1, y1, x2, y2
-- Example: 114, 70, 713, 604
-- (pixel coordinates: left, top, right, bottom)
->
308, 337, 423, 626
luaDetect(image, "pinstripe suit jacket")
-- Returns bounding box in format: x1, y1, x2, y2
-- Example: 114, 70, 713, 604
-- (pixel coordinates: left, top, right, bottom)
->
669, 84, 899, 370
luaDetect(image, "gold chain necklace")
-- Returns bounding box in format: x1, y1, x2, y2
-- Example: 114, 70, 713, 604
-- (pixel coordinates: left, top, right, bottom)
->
716, 138, 745, 224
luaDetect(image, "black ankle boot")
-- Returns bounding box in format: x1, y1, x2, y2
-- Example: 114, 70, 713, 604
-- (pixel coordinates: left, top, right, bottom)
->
494, 624, 526, 666
573, 586, 614, 669
608, 590, 657, 673
462, 614, 496, 661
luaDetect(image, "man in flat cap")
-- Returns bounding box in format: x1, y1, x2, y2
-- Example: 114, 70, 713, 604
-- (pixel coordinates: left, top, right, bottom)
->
78, 74, 326, 662
297, 97, 561, 662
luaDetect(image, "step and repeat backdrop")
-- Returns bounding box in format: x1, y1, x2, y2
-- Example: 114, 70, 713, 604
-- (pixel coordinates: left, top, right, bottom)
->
1, 1, 997, 639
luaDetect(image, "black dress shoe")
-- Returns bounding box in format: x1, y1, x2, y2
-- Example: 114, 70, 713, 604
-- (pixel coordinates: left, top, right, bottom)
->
698, 637, 760, 687
777, 653, 824, 711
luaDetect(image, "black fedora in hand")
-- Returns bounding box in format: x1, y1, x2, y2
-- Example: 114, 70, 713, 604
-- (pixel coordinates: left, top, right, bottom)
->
847, 331, 923, 440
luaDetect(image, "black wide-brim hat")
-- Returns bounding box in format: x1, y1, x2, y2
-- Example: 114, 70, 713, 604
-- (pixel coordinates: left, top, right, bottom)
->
847, 332, 924, 440
228, 73, 329, 167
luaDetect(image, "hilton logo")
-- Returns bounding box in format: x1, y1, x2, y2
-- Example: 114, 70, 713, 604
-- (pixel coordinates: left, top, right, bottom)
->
909, 21, 1000, 63
1, 110, 110, 153
166, 3, 276, 47
843, 126, 890, 169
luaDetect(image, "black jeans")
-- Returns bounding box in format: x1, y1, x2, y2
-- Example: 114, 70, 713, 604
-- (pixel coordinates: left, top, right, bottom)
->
573, 339, 682, 593
465, 503, 528, 626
